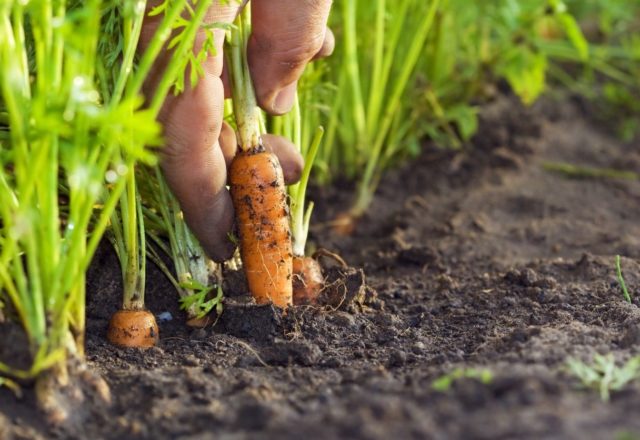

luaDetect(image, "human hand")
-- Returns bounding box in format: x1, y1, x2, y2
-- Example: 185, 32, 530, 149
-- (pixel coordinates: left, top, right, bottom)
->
140, 0, 334, 262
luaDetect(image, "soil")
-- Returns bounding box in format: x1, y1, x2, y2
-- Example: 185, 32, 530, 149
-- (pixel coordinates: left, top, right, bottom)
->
2, 93, 640, 439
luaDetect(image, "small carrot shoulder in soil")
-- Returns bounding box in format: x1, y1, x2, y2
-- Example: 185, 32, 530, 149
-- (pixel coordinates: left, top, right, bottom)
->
107, 309, 159, 348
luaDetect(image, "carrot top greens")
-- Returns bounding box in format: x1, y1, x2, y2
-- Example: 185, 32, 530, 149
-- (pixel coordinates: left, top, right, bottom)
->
304, 0, 639, 220
0, 0, 218, 411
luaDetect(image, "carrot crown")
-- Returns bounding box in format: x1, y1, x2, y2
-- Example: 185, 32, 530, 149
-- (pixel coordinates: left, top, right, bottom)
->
226, 6, 262, 152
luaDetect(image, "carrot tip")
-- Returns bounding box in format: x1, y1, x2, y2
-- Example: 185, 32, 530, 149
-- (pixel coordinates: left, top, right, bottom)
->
107, 309, 159, 348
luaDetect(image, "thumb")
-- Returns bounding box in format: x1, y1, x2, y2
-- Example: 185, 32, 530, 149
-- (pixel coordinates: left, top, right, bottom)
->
248, 0, 333, 115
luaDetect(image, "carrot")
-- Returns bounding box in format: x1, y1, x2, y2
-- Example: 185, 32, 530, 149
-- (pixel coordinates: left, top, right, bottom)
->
107, 309, 159, 348
226, 8, 294, 308
292, 255, 323, 305
292, 249, 347, 305
229, 148, 293, 308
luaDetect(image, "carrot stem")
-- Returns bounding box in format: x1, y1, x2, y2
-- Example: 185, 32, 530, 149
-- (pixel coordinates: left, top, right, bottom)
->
226, 7, 261, 151
291, 127, 324, 257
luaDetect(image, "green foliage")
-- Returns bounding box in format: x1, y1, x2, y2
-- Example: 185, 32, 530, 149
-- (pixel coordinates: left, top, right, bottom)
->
554, 0, 640, 140
313, 0, 443, 216
0, 0, 158, 379
0, 0, 216, 392
308, 0, 594, 216
567, 354, 640, 402
105, 0, 217, 316
148, 0, 216, 94
432, 368, 493, 392
179, 282, 223, 320
499, 49, 548, 106
616, 255, 632, 304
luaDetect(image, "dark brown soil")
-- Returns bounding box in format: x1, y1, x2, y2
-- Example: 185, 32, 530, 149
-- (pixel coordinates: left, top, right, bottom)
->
3, 94, 640, 439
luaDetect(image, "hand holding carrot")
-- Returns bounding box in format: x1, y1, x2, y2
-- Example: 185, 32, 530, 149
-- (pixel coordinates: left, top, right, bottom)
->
140, 0, 334, 262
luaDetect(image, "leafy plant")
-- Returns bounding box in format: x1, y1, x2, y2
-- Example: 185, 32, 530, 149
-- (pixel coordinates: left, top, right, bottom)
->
106, 0, 219, 323
306, 0, 591, 224
318, 0, 442, 221
0, 0, 215, 420
550, 0, 640, 140
567, 354, 640, 402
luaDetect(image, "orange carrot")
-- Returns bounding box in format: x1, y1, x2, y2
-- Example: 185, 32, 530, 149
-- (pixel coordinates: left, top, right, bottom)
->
107, 309, 159, 348
229, 148, 293, 308
292, 255, 323, 305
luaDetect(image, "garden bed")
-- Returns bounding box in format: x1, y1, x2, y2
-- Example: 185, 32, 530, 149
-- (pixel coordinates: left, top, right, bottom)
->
2, 94, 640, 439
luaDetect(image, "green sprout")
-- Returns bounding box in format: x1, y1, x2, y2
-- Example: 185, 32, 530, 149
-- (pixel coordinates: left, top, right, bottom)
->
543, 162, 639, 181
567, 354, 640, 402
109, 166, 148, 314
616, 255, 632, 304
432, 367, 493, 392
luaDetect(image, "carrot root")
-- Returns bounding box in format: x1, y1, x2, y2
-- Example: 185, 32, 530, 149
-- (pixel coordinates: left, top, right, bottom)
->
230, 149, 293, 308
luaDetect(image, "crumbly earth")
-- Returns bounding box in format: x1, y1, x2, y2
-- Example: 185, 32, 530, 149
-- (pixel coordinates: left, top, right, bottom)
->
2, 94, 640, 439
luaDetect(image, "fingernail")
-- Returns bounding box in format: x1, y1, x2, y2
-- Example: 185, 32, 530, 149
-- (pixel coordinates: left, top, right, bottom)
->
272, 82, 298, 115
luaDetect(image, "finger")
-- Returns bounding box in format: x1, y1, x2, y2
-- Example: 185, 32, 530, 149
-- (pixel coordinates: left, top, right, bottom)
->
249, 0, 333, 115
312, 27, 335, 60
147, 1, 240, 262
219, 122, 237, 168
160, 75, 236, 262
262, 134, 303, 184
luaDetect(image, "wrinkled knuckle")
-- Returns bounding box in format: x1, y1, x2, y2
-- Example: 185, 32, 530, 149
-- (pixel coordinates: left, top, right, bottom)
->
161, 140, 183, 162
272, 32, 325, 68
161, 118, 220, 163
159, 119, 187, 161
275, 44, 317, 69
